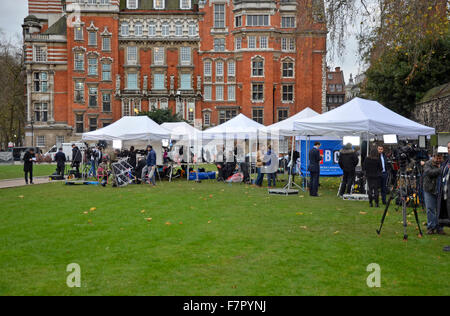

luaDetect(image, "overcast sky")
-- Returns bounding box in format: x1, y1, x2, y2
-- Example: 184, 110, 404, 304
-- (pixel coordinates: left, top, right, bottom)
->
0, 0, 362, 82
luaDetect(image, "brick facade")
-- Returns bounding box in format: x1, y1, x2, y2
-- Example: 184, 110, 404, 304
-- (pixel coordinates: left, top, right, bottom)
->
23, 0, 326, 151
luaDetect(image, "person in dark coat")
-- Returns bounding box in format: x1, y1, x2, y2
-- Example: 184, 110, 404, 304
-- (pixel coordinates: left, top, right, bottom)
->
423, 151, 445, 235
437, 142, 450, 232
128, 146, 137, 170
378, 145, 389, 204
54, 147, 66, 178
308, 142, 322, 197
338, 143, 359, 196
363, 148, 383, 207
23, 148, 36, 184
71, 144, 82, 173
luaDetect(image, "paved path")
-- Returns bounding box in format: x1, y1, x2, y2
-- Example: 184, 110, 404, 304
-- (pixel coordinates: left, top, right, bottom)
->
0, 176, 52, 189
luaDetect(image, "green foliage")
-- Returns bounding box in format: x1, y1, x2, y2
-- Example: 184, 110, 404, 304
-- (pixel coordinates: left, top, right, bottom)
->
364, 33, 450, 116
138, 108, 184, 125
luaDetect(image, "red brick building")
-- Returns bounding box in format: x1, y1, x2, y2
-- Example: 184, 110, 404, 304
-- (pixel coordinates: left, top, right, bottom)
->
326, 66, 346, 111
23, 0, 326, 150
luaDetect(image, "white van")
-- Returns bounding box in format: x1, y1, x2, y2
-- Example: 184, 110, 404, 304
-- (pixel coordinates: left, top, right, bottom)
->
45, 142, 86, 161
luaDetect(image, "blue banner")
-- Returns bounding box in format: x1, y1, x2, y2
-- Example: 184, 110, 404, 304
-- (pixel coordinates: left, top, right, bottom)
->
298, 140, 344, 177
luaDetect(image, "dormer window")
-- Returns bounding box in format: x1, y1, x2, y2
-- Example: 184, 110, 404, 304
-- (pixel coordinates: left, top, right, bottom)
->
127, 0, 138, 9
180, 0, 191, 9
154, 0, 165, 9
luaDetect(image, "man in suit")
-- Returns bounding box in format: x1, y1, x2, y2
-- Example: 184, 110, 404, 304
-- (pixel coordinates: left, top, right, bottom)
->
54, 147, 66, 178
309, 142, 323, 197
378, 145, 389, 204
23, 148, 36, 184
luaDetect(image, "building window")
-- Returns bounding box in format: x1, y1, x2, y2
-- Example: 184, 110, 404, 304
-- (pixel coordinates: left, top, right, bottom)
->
329, 84, 335, 92
227, 85, 235, 101
235, 16, 242, 27
102, 37, 111, 51
282, 38, 295, 52
153, 47, 164, 65
127, 46, 137, 65
188, 24, 196, 37
154, 0, 165, 9
75, 114, 84, 133
135, 23, 143, 36
281, 16, 296, 28
180, 47, 191, 65
33, 72, 48, 92
75, 26, 83, 41
203, 112, 211, 126
56, 136, 65, 146
278, 108, 289, 122
102, 63, 111, 81
336, 84, 343, 92
127, 73, 138, 90
214, 38, 225, 52
282, 85, 294, 102
160, 98, 168, 109
123, 100, 131, 116
89, 87, 98, 107
180, 0, 191, 9
34, 103, 48, 122
219, 109, 238, 124
282, 61, 294, 77
34, 46, 47, 62
216, 61, 224, 78
36, 136, 46, 147
252, 108, 264, 124
102, 93, 111, 112
248, 36, 256, 49
74, 52, 84, 71
88, 57, 98, 76
153, 73, 165, 90
180, 74, 192, 90
247, 15, 269, 26
89, 117, 97, 132
216, 85, 224, 101
121, 23, 129, 36
204, 61, 212, 77
88, 31, 97, 46
252, 59, 264, 77
259, 36, 268, 49
127, 0, 138, 9
162, 24, 170, 37
235, 37, 242, 50
149, 24, 156, 36
214, 4, 225, 28
227, 61, 235, 77
175, 24, 183, 37
204, 85, 212, 101
187, 100, 195, 122
75, 82, 84, 103
252, 83, 264, 101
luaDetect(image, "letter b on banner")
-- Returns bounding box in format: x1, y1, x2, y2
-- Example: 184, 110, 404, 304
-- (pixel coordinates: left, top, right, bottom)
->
66, 263, 81, 288
366, 263, 381, 288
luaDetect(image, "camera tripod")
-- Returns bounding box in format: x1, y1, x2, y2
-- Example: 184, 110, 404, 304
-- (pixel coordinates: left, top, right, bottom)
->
376, 171, 424, 240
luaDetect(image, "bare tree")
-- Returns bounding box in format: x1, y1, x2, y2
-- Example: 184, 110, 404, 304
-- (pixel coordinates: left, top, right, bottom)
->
0, 29, 26, 150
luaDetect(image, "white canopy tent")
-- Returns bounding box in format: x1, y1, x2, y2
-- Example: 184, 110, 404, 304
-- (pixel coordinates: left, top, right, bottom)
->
82, 116, 171, 141
202, 114, 268, 140
160, 122, 202, 143
266, 107, 319, 136
293, 98, 435, 137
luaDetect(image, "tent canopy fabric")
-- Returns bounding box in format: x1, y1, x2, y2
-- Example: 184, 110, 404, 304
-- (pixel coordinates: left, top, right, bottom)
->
266, 107, 319, 136
82, 116, 171, 141
293, 98, 435, 137
203, 113, 268, 140
160, 122, 202, 142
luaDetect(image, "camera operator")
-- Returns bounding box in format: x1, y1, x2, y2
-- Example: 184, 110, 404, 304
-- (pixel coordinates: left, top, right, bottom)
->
423, 150, 445, 235
378, 145, 389, 205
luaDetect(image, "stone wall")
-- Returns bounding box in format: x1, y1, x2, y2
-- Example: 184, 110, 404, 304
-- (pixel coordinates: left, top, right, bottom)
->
413, 95, 450, 133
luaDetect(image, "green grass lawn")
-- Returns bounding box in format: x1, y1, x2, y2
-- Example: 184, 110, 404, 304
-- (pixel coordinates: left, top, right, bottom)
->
0, 164, 58, 180
0, 176, 448, 296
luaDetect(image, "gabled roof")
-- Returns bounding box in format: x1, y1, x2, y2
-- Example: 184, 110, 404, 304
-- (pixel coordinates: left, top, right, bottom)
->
43, 16, 67, 36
